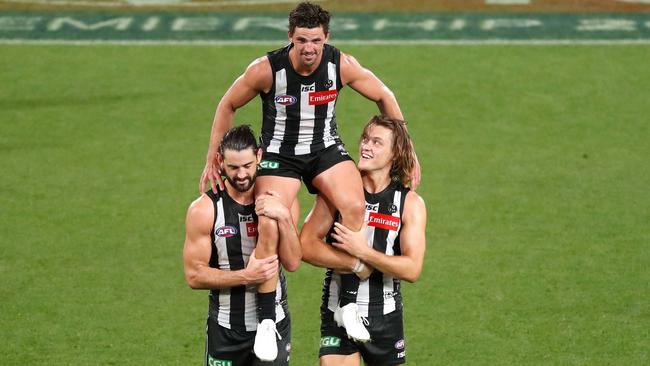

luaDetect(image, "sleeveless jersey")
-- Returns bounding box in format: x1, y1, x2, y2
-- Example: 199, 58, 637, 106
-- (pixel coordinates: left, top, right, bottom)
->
321, 182, 410, 318
206, 189, 289, 332
260, 43, 343, 156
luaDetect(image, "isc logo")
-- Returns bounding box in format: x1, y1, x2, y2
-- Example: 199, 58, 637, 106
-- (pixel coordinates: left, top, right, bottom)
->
216, 225, 237, 237
301, 84, 315, 92
275, 94, 297, 106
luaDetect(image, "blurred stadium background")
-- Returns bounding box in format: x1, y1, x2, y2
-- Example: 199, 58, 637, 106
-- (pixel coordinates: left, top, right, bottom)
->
1, 1, 649, 365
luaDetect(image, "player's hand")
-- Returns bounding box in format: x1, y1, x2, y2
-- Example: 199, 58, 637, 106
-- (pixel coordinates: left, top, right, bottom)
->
410, 149, 421, 191
331, 221, 371, 259
255, 191, 289, 221
244, 249, 278, 285
199, 155, 224, 193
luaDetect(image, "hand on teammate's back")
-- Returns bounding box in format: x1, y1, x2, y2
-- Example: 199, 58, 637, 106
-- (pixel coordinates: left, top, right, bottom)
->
244, 250, 279, 285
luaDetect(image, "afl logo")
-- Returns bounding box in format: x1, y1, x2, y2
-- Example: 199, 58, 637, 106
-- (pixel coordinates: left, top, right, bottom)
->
275, 94, 297, 106
216, 225, 238, 237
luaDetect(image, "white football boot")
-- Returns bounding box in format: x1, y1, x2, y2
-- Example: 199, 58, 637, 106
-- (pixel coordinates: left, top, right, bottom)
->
254, 319, 281, 361
334, 303, 370, 342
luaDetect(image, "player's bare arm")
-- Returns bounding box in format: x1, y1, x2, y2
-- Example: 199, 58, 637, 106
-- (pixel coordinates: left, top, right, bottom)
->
331, 191, 426, 283
340, 53, 421, 189
183, 195, 279, 289
340, 52, 403, 120
200, 57, 273, 193
300, 196, 373, 280
255, 191, 302, 272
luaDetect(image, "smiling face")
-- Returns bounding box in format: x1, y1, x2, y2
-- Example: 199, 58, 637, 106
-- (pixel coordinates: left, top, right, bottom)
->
358, 124, 395, 174
219, 148, 259, 193
288, 26, 329, 69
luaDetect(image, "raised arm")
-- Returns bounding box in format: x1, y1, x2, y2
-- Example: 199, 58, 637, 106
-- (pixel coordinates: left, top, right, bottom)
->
340, 52, 403, 120
183, 195, 278, 289
300, 196, 371, 279
200, 57, 273, 193
332, 191, 426, 283
340, 53, 421, 189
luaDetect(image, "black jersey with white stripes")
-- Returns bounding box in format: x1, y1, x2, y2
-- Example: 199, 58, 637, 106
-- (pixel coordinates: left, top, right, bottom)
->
205, 189, 289, 331
322, 181, 410, 318
260, 43, 343, 156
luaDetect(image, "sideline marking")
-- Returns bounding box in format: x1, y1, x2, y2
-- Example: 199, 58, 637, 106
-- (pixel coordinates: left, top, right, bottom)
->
2, 38, 650, 45
0, 0, 315, 7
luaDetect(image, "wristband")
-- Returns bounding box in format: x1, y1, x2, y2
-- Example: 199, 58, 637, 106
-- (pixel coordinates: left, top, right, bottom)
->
352, 259, 366, 273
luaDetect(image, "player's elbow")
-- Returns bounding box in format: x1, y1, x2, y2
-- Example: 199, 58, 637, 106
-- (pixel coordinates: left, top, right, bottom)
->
401, 268, 422, 283
185, 270, 203, 290
282, 257, 301, 272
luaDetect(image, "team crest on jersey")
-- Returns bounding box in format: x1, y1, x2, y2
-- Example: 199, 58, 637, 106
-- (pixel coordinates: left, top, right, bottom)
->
323, 79, 334, 88
395, 339, 405, 350
388, 204, 398, 213
308, 90, 337, 105
368, 212, 400, 231
216, 225, 238, 237
275, 94, 297, 106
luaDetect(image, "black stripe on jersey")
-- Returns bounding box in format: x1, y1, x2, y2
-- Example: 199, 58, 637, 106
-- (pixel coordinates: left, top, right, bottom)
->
309, 46, 335, 152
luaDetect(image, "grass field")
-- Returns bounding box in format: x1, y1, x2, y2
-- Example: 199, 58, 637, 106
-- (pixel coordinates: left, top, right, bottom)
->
1, 43, 649, 365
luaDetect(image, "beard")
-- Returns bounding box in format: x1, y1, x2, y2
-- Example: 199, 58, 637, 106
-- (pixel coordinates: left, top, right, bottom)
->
225, 174, 256, 193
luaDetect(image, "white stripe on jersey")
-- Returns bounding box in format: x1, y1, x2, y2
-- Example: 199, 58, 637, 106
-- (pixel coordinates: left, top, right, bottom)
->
238, 216, 258, 331
382, 190, 402, 315
327, 272, 341, 312
295, 82, 316, 155
322, 62, 337, 148
268, 69, 288, 154
213, 199, 232, 327
274, 278, 286, 322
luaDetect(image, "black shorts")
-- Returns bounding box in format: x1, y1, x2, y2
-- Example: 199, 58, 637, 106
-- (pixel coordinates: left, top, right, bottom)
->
319, 309, 406, 365
205, 316, 291, 366
258, 143, 353, 194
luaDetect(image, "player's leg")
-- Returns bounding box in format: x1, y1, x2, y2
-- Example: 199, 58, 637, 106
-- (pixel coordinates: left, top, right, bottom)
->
253, 175, 300, 361
320, 354, 362, 366
310, 147, 369, 342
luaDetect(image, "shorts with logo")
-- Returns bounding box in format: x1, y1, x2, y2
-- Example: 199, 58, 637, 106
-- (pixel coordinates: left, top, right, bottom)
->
319, 308, 406, 365
257, 143, 353, 194
206, 316, 291, 366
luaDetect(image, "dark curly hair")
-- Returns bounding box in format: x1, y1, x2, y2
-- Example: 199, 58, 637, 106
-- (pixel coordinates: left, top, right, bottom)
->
288, 2, 330, 34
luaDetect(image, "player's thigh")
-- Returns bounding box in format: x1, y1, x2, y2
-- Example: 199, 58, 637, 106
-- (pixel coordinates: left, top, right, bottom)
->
311, 160, 364, 211
255, 175, 301, 207
320, 353, 361, 366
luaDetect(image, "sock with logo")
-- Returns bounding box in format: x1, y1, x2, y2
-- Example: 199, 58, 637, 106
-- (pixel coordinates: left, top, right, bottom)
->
257, 291, 277, 321
339, 273, 360, 307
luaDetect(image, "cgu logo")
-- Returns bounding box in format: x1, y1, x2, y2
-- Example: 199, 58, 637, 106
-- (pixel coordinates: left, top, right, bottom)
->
320, 336, 341, 348
275, 94, 297, 106
216, 225, 238, 237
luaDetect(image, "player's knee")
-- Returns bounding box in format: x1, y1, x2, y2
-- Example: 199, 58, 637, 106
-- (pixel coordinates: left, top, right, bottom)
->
340, 199, 365, 228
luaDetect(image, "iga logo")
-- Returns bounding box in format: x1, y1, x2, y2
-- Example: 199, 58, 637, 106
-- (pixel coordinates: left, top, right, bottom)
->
216, 225, 238, 237
275, 94, 297, 106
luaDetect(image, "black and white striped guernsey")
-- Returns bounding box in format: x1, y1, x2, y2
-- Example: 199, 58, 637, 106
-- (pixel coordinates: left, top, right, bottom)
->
322, 182, 410, 318
206, 189, 288, 331
260, 43, 343, 156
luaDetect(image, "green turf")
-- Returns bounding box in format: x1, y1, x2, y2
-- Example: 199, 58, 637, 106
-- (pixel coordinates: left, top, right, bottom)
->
1, 44, 649, 365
